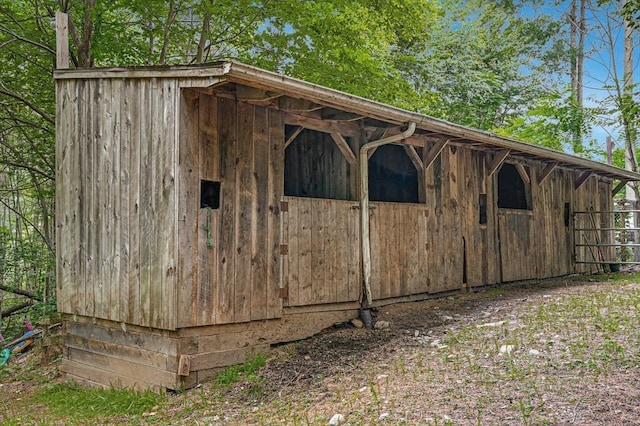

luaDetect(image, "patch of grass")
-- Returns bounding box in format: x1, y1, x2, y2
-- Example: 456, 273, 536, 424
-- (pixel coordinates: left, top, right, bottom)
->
32, 382, 164, 420
215, 352, 266, 388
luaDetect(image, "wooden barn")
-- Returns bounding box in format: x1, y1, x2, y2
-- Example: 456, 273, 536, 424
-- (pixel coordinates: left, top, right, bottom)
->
55, 58, 640, 389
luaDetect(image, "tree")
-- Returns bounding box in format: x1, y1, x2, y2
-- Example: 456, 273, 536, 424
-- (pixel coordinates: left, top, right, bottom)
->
407, 0, 563, 130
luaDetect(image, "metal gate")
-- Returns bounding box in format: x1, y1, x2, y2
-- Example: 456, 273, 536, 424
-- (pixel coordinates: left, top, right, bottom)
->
573, 207, 640, 271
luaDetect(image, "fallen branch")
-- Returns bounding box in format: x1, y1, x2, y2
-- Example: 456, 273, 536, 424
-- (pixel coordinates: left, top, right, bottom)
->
0, 301, 34, 317
0, 284, 42, 301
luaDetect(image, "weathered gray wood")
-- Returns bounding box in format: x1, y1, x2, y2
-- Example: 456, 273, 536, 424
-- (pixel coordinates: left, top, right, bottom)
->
55, 12, 69, 69
234, 101, 254, 323
177, 90, 200, 327
217, 96, 237, 324
267, 109, 285, 318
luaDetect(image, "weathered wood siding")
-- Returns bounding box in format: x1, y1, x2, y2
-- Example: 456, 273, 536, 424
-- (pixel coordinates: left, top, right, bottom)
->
281, 142, 612, 305
177, 92, 284, 327
56, 77, 180, 329
282, 197, 361, 306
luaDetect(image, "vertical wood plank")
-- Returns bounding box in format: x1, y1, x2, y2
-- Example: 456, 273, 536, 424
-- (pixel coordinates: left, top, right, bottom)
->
287, 197, 300, 305
199, 94, 219, 180
251, 105, 269, 320
95, 78, 108, 320
119, 79, 132, 324
55, 80, 72, 314
138, 78, 152, 326
234, 102, 254, 323
298, 198, 312, 304
216, 97, 237, 324
177, 90, 200, 327
109, 79, 122, 322
127, 79, 142, 325
348, 203, 361, 301
267, 109, 284, 318
310, 200, 325, 303
160, 79, 178, 329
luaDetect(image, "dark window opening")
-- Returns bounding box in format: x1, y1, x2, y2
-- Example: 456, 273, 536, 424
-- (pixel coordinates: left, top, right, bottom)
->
497, 163, 531, 210
564, 202, 571, 227
479, 193, 487, 224
284, 127, 354, 200
369, 144, 420, 203
200, 180, 221, 209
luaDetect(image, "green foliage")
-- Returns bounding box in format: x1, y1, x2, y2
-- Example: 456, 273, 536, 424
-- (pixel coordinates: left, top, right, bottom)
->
496, 89, 600, 153
32, 383, 164, 420
411, 0, 562, 130
215, 352, 266, 387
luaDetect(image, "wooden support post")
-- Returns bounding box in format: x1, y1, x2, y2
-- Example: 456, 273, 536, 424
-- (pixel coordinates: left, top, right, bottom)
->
403, 145, 424, 171
515, 163, 530, 184
538, 161, 558, 185
330, 133, 357, 165
55, 12, 69, 69
284, 126, 303, 148
487, 149, 511, 177
423, 139, 449, 170
575, 170, 594, 190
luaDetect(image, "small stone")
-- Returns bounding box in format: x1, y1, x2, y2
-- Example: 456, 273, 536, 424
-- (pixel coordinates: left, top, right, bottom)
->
351, 318, 364, 329
329, 413, 345, 425
375, 320, 390, 330
359, 386, 368, 392
499, 345, 514, 355
304, 355, 311, 360
377, 374, 388, 380
379, 413, 390, 421
528, 349, 541, 356
414, 330, 420, 337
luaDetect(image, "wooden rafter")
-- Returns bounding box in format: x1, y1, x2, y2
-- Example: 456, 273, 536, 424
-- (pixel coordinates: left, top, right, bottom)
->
279, 97, 324, 112
515, 163, 531, 184
285, 126, 304, 148
612, 180, 629, 196
424, 139, 449, 170
235, 85, 282, 105
284, 113, 360, 137
575, 170, 594, 190
537, 161, 558, 185
330, 133, 357, 164
487, 149, 511, 177
403, 145, 424, 171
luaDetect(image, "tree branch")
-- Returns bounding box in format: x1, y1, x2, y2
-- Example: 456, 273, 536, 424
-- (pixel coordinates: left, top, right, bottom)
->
0, 82, 55, 125
0, 301, 34, 318
0, 24, 56, 56
0, 284, 42, 301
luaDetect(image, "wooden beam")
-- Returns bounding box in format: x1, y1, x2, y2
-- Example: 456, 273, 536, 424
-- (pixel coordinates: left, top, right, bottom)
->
424, 139, 449, 170
285, 126, 304, 148
612, 179, 629, 196
537, 161, 558, 185
403, 145, 424, 171
280, 97, 324, 112
55, 12, 69, 69
322, 108, 365, 121
487, 149, 511, 177
575, 170, 594, 190
284, 112, 360, 137
330, 133, 357, 164
235, 85, 281, 102
515, 163, 530, 184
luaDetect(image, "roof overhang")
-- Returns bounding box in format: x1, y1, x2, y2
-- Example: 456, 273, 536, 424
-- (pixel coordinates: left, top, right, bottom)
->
54, 61, 640, 183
